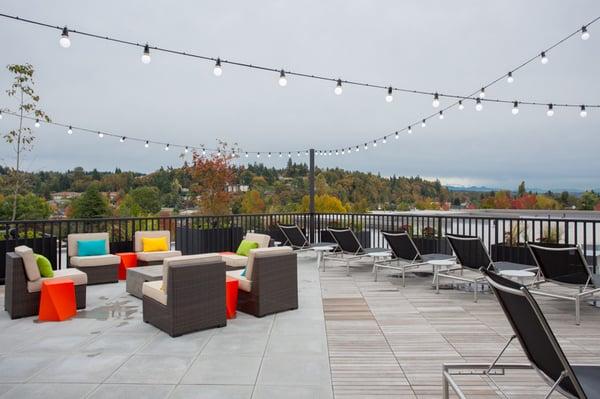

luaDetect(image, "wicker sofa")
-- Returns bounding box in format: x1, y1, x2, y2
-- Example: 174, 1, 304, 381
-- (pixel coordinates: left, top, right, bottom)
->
226, 247, 298, 317
142, 254, 226, 337
134, 230, 182, 266
5, 249, 87, 319
67, 232, 120, 284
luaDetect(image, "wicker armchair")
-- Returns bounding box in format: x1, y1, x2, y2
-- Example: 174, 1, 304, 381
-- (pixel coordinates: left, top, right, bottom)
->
227, 247, 298, 317
5, 252, 87, 319
142, 254, 226, 337
67, 232, 120, 284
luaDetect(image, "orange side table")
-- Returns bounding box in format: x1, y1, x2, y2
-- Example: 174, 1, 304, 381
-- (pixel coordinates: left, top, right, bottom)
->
39, 279, 77, 321
116, 252, 138, 280
225, 277, 239, 319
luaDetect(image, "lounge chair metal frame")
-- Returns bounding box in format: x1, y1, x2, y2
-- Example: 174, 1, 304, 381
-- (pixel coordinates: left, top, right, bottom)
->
323, 228, 388, 276
527, 243, 600, 325
443, 269, 598, 399
373, 231, 454, 287
276, 223, 336, 252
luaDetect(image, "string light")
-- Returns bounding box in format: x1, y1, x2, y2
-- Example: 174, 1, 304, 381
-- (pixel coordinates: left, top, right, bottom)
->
395, 131, 399, 139
145, 140, 149, 148
335, 150, 339, 155
213, 58, 223, 76
288, 152, 291, 157
59, 26, 70, 48
184, 146, 189, 153
278, 70, 287, 87
385, 87, 393, 103
438, 110, 444, 120
257, 152, 261, 158
382, 137, 387, 144
432, 93, 440, 108
202, 148, 206, 156
507, 71, 514, 83
141, 44, 151, 64
0, 110, 3, 120
334, 79, 343, 95
458, 100, 464, 110
475, 98, 483, 111
407, 126, 412, 134
34, 119, 40, 128
479, 88, 486, 99
580, 105, 587, 118
268, 152, 272, 157
245, 152, 249, 158
373, 140, 377, 147
540, 51, 548, 64
67, 126, 73, 134
341, 149, 345, 155
582, 26, 590, 40
546, 104, 554, 117
297, 151, 301, 157
421, 119, 426, 128
355, 146, 359, 152
120, 136, 126, 142
164, 143, 170, 151
98, 132, 104, 138
512, 101, 519, 115
278, 152, 282, 158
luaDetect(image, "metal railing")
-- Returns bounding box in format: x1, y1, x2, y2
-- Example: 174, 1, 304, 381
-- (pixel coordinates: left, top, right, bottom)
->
1, 212, 598, 283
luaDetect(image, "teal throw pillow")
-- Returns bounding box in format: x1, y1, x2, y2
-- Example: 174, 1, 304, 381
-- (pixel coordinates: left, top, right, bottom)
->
77, 239, 107, 256
34, 253, 54, 278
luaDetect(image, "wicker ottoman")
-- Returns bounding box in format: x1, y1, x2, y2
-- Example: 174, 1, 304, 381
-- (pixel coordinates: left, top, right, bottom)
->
126, 265, 163, 299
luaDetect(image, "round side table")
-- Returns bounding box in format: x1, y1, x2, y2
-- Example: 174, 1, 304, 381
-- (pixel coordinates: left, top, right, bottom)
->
499, 269, 536, 284
312, 246, 334, 270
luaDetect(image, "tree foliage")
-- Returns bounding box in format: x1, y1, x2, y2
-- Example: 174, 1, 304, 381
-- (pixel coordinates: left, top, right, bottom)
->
68, 184, 111, 218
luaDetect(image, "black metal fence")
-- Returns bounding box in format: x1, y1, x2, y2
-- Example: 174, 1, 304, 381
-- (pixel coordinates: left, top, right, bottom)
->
1, 212, 598, 283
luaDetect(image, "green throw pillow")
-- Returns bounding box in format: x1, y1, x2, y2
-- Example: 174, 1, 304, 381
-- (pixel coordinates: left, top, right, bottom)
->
236, 239, 258, 257
34, 254, 54, 278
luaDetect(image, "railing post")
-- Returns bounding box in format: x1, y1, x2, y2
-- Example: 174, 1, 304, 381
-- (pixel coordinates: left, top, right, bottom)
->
309, 148, 315, 243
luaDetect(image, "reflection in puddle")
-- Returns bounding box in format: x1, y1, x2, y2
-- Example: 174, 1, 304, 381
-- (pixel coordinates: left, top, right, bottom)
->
76, 296, 139, 321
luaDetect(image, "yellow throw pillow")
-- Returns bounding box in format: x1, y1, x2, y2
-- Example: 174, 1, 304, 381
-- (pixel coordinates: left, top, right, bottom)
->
142, 236, 168, 252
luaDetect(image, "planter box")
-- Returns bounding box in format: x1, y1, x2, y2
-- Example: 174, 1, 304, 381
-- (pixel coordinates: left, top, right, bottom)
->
491, 243, 536, 266
319, 230, 371, 248
412, 237, 452, 255
1, 236, 57, 285
176, 226, 244, 254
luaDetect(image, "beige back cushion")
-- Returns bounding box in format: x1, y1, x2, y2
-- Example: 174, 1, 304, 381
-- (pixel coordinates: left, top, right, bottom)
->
135, 230, 171, 252
245, 246, 293, 282
14, 245, 41, 281
67, 232, 110, 257
161, 253, 222, 293
245, 233, 271, 248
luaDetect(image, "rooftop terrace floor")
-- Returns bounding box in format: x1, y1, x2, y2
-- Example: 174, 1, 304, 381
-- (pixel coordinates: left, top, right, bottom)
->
0, 255, 599, 398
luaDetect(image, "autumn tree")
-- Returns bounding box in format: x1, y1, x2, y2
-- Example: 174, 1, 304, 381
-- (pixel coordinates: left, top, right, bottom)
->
3, 64, 51, 220
241, 190, 266, 213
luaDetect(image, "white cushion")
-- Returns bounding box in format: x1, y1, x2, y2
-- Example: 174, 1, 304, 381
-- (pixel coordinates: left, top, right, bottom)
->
137, 250, 182, 262
142, 280, 167, 305
220, 253, 247, 267
226, 269, 252, 292
70, 254, 120, 267
14, 245, 41, 282
244, 233, 271, 248
134, 230, 171, 252
27, 268, 88, 293
245, 246, 294, 281
67, 232, 110, 256
161, 253, 222, 292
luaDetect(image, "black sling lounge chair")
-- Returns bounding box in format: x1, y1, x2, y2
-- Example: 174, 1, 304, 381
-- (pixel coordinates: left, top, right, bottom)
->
528, 243, 600, 325
324, 228, 388, 276
436, 235, 536, 302
373, 231, 454, 286
276, 224, 336, 251
443, 269, 600, 399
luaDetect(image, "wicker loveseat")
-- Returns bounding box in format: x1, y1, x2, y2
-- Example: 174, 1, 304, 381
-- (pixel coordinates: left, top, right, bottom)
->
226, 246, 298, 317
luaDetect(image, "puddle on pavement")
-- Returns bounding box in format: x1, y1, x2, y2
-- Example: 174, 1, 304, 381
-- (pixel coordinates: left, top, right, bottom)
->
75, 296, 139, 321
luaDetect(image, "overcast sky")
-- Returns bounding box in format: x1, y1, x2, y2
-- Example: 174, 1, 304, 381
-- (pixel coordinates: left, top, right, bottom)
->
1, 1, 599, 190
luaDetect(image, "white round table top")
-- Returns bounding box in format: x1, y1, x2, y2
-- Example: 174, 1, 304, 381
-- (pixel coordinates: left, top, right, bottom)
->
499, 269, 536, 278
312, 246, 334, 252
367, 252, 392, 258
427, 259, 456, 266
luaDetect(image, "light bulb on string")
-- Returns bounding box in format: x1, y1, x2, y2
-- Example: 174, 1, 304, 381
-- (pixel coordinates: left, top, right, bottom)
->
268, 152, 272, 158
288, 152, 291, 157
432, 93, 440, 108
305, 150, 309, 156
144, 141, 149, 148
364, 143, 368, 150
278, 70, 287, 87
0, 111, 3, 120
421, 119, 426, 128
341, 149, 345, 155
334, 79, 343, 95
407, 126, 412, 134
580, 105, 587, 118
297, 151, 301, 157
438, 111, 444, 120
141, 44, 151, 64
382, 137, 387, 144
184, 146, 189, 153
98, 132, 104, 138
213, 58, 223, 76
245, 152, 249, 158
385, 87, 393, 103
164, 144, 170, 151
120, 136, 126, 142
34, 119, 40, 128
507, 71, 514, 83
582, 26, 590, 40
67, 126, 73, 134
512, 101, 519, 115
546, 104, 554, 117
278, 152, 282, 158
335, 150, 339, 155
540, 51, 548, 64
373, 140, 377, 147
475, 98, 483, 111
59, 26, 71, 48
395, 131, 399, 139
479, 88, 486, 99
202, 148, 206, 156
458, 100, 464, 110
355, 146, 359, 152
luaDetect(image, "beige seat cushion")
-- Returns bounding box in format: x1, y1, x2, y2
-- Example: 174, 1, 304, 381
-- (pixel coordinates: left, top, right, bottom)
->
137, 250, 182, 263
245, 246, 294, 281
226, 269, 252, 292
244, 233, 271, 249
27, 268, 88, 293
221, 253, 247, 268
134, 230, 172, 252
67, 232, 110, 256
142, 280, 167, 305
161, 253, 222, 292
14, 245, 41, 282
70, 254, 120, 267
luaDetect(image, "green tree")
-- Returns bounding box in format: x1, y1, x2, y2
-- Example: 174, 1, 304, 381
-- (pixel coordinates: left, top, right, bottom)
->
69, 184, 111, 218
3, 64, 51, 220
517, 181, 526, 197
579, 191, 599, 210
118, 186, 162, 216
0, 193, 51, 220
